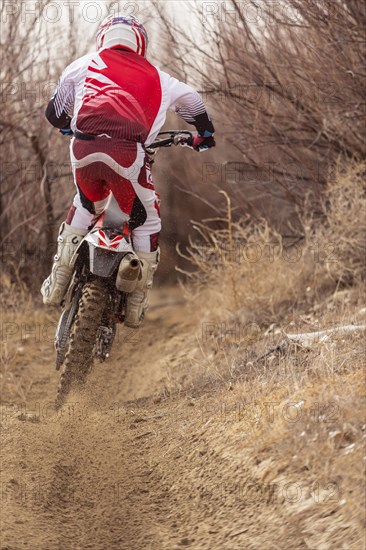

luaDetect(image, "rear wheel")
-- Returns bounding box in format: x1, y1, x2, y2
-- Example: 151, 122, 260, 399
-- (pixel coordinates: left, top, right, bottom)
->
55, 278, 109, 410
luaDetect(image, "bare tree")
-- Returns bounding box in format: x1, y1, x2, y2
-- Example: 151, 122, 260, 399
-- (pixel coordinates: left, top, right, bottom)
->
153, 0, 365, 233
1, 0, 364, 288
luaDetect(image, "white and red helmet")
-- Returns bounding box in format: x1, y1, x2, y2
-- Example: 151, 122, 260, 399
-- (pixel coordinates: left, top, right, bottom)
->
96, 14, 148, 57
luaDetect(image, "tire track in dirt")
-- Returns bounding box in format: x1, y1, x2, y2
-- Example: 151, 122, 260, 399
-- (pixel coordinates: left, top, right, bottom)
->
1, 288, 186, 550
1, 401, 170, 549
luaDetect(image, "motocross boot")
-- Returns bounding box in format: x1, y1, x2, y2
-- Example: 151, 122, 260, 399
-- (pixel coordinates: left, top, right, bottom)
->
41, 222, 87, 306
124, 248, 160, 328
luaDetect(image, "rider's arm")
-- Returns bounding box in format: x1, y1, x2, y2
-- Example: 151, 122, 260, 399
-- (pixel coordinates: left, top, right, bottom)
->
45, 55, 90, 130
45, 66, 75, 129
165, 74, 215, 135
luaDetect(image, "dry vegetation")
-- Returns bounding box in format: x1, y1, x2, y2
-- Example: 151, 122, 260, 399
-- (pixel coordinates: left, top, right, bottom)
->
1, 0, 365, 288
156, 0, 365, 232
0, 1, 365, 547
150, 162, 366, 547
178, 161, 365, 322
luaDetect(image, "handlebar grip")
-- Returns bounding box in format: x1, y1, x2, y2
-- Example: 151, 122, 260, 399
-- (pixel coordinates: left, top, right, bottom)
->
148, 137, 174, 149
148, 135, 194, 149
60, 128, 73, 136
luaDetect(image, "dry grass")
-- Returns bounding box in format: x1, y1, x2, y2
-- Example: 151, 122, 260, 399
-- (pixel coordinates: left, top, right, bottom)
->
158, 161, 366, 545
318, 161, 366, 285
154, 291, 365, 547
178, 161, 365, 325
0, 273, 58, 402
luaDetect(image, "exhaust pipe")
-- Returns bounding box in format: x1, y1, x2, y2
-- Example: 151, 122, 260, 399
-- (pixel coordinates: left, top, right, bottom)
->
116, 253, 141, 293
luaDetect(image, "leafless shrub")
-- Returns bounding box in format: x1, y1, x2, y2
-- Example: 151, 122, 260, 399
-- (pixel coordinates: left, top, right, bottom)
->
0, 1, 124, 288
1, 0, 364, 290
155, 0, 366, 231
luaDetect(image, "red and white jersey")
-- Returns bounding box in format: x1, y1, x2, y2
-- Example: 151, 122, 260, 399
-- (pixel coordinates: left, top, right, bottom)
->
52, 48, 209, 145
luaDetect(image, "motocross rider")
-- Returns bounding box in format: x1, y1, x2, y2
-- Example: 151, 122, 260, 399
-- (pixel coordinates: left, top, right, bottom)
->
41, 13, 215, 328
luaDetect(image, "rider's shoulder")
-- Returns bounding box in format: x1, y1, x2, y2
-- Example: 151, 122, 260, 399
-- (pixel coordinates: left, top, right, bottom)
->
153, 65, 173, 83
63, 52, 96, 75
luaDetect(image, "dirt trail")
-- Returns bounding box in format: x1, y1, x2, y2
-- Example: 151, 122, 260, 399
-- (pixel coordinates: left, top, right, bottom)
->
0, 288, 195, 550
0, 287, 361, 549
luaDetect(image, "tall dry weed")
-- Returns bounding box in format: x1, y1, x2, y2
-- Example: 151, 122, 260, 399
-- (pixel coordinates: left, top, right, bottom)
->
179, 162, 365, 324
319, 161, 366, 285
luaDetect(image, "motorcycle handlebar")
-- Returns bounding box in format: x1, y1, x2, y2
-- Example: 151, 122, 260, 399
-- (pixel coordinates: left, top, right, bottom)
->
147, 131, 194, 149
61, 130, 194, 149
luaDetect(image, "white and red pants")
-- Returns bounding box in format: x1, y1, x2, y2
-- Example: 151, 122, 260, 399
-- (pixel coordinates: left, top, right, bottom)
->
67, 137, 161, 253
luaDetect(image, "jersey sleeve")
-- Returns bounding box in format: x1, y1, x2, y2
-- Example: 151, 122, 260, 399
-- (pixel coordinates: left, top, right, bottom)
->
163, 72, 215, 135
45, 55, 89, 129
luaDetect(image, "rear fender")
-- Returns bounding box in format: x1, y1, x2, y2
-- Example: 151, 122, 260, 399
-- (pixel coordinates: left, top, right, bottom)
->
88, 246, 125, 277
71, 228, 134, 278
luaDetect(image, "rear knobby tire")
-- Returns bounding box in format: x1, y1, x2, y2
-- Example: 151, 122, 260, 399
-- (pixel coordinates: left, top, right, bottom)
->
55, 278, 109, 410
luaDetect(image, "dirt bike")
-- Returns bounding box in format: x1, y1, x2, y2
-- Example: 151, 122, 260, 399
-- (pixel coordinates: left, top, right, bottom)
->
54, 131, 193, 410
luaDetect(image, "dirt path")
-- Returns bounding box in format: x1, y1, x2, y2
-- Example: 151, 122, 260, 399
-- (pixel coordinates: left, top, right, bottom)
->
0, 288, 197, 550
0, 287, 361, 549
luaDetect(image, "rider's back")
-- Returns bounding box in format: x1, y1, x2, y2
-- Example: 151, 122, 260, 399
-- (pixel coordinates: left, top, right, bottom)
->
77, 48, 162, 142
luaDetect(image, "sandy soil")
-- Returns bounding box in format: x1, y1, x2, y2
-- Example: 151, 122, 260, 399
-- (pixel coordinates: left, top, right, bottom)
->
0, 287, 364, 549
